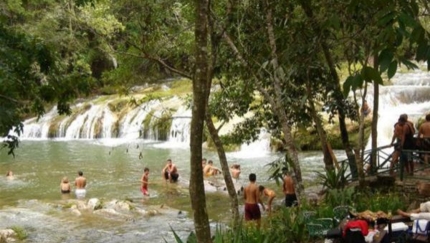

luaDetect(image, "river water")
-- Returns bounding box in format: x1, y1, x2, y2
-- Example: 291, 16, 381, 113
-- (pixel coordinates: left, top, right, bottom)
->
0, 139, 332, 243
2, 67, 429, 242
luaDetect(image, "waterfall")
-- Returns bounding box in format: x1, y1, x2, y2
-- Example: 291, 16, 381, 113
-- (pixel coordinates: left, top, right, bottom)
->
365, 67, 430, 148
21, 107, 58, 139
118, 100, 161, 139
20, 97, 191, 143
169, 106, 191, 143
230, 128, 271, 158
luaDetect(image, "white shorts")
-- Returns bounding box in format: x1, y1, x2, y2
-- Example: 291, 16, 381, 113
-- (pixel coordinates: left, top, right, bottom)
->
420, 202, 430, 212
75, 188, 86, 199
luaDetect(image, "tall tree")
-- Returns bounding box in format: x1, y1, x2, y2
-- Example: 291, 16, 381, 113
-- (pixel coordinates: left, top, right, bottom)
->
190, 0, 212, 242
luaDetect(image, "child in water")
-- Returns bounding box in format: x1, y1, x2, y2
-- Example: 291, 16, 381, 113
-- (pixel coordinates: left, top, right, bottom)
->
60, 177, 71, 193
6, 170, 14, 180
141, 167, 150, 196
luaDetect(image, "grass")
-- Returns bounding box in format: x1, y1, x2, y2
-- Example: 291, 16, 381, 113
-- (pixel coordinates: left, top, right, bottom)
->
10, 226, 28, 240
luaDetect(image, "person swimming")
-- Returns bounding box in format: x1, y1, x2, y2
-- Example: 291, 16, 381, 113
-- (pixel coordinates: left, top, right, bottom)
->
203, 160, 221, 177
6, 170, 14, 180
60, 176, 71, 194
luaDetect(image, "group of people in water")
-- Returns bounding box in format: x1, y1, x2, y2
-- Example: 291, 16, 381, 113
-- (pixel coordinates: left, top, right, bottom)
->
389, 113, 430, 176
60, 171, 87, 199
243, 167, 297, 228
140, 158, 296, 227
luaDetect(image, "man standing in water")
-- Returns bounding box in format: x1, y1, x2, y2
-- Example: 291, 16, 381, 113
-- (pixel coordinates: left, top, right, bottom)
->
283, 167, 297, 207
141, 167, 150, 196
244, 173, 264, 228
162, 159, 179, 183
75, 171, 87, 199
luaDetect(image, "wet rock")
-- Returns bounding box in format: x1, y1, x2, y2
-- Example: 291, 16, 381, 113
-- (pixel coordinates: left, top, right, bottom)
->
93, 208, 122, 217
104, 200, 131, 211
76, 200, 88, 210
137, 208, 160, 217
0, 229, 16, 240
87, 198, 102, 210
70, 208, 82, 217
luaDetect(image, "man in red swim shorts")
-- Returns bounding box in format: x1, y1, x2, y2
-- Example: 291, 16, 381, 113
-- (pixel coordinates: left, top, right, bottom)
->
244, 173, 265, 228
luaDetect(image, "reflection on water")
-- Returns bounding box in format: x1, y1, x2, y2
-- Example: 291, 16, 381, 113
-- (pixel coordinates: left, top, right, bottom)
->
0, 140, 330, 242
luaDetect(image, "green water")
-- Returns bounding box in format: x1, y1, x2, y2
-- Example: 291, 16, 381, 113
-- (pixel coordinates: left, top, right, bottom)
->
0, 139, 290, 242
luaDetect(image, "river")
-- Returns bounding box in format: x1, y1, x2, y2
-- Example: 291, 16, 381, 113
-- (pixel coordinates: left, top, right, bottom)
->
0, 139, 334, 243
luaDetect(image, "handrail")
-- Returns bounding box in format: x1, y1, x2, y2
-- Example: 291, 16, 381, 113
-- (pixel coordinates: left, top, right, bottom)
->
339, 144, 430, 182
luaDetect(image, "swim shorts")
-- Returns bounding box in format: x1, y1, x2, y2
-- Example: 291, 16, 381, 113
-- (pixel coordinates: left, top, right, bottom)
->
75, 188, 86, 199
141, 185, 149, 196
245, 203, 261, 220
285, 193, 298, 207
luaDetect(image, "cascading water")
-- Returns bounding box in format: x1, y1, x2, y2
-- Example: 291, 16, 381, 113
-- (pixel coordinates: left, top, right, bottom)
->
169, 106, 191, 143
365, 67, 430, 149
20, 97, 191, 142
19, 93, 272, 154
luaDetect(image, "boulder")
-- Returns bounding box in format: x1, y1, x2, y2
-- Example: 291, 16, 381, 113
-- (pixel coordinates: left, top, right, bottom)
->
0, 229, 16, 239
87, 198, 102, 210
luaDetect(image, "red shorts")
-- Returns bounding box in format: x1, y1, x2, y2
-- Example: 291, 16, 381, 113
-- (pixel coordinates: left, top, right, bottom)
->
245, 203, 261, 220
141, 186, 149, 196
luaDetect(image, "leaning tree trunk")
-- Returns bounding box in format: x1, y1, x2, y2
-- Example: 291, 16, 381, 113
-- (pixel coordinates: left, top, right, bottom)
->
299, 0, 357, 178
189, 0, 212, 242
205, 113, 240, 227
306, 82, 337, 171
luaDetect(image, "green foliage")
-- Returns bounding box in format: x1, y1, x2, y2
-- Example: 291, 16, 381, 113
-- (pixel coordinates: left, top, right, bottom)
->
10, 226, 28, 240
317, 163, 348, 190
353, 190, 407, 214
323, 187, 357, 207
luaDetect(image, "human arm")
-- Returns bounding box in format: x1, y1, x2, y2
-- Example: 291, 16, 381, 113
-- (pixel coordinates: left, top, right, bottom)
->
256, 188, 265, 211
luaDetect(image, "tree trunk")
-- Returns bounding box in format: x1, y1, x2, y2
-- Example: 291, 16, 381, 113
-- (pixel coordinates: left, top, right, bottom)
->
306, 82, 336, 171
190, 0, 212, 242
357, 84, 367, 185
371, 56, 379, 173
205, 113, 240, 227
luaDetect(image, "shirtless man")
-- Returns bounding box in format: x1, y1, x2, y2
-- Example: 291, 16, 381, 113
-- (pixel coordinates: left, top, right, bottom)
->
203, 160, 221, 177
74, 171, 87, 199
230, 164, 241, 180
418, 114, 430, 163
283, 168, 297, 207
390, 118, 404, 175
140, 167, 150, 196
259, 185, 276, 214
162, 159, 179, 183
244, 173, 265, 228
399, 115, 416, 175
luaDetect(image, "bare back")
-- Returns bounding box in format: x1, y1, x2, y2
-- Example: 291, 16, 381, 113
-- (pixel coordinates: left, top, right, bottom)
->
264, 189, 276, 198
75, 177, 86, 189
419, 122, 430, 138
61, 182, 71, 191
244, 183, 259, 204
283, 175, 295, 195
394, 123, 403, 140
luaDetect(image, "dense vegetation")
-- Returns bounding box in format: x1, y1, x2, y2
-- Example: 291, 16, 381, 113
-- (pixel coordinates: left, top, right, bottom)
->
1, 0, 430, 242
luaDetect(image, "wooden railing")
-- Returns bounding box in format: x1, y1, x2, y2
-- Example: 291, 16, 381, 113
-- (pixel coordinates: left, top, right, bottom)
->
340, 144, 430, 181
